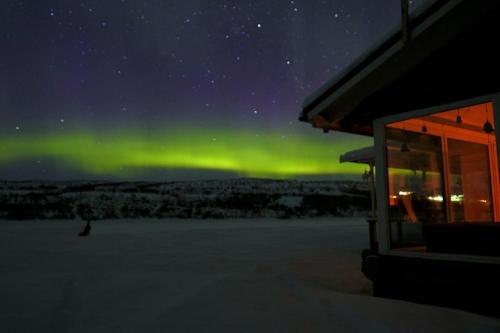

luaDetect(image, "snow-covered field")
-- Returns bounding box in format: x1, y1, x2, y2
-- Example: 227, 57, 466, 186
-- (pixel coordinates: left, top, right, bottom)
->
1, 218, 499, 332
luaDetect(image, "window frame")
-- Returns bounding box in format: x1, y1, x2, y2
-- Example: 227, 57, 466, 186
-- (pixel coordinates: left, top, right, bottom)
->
374, 93, 500, 263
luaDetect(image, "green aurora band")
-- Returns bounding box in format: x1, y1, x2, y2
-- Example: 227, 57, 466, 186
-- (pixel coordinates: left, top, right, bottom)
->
0, 128, 370, 178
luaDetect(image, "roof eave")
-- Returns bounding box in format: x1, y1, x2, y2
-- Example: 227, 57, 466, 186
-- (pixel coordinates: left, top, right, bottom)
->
300, 0, 473, 134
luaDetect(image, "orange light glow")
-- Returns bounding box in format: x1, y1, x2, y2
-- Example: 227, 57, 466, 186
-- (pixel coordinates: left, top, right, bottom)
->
387, 101, 499, 224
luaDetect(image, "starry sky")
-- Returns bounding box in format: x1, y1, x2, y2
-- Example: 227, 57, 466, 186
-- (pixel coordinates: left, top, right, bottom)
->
0, 0, 428, 180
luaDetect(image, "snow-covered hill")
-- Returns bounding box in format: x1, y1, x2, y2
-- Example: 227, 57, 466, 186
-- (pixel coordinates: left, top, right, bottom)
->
0, 179, 371, 220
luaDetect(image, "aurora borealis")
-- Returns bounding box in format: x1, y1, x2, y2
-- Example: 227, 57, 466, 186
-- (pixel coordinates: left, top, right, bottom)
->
0, 1, 424, 180
0, 128, 369, 178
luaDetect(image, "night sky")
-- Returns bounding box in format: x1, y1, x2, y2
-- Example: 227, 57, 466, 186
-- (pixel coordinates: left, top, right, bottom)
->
0, 1, 427, 180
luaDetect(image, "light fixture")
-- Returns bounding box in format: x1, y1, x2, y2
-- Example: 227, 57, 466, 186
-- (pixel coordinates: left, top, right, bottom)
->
456, 109, 462, 124
484, 120, 494, 133
483, 104, 495, 133
421, 120, 428, 133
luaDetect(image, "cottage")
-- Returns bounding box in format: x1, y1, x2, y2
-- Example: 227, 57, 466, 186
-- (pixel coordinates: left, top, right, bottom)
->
301, 0, 500, 316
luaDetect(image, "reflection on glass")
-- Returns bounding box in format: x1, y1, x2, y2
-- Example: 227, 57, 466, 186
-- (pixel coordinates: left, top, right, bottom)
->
384, 102, 498, 254
386, 128, 446, 248
447, 139, 493, 222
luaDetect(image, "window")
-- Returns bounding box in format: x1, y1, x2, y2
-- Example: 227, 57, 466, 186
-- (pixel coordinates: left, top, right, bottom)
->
384, 102, 498, 251
447, 139, 493, 222
386, 128, 445, 248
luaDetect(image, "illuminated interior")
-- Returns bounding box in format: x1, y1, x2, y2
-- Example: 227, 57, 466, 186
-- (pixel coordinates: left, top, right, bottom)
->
385, 102, 499, 250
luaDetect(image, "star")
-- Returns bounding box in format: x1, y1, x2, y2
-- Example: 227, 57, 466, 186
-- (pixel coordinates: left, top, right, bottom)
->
1, 0, 383, 180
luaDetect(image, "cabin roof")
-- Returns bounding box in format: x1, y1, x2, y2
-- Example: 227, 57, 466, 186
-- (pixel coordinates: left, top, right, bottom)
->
300, 0, 500, 136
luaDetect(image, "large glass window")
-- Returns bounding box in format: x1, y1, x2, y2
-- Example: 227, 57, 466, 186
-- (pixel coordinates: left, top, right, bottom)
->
384, 102, 498, 253
447, 139, 493, 222
386, 128, 446, 248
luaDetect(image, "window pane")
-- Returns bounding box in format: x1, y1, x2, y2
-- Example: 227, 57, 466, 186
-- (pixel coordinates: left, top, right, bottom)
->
447, 139, 493, 222
386, 128, 446, 248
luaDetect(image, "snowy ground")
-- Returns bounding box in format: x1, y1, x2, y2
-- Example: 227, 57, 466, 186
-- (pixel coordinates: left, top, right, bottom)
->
1, 218, 499, 333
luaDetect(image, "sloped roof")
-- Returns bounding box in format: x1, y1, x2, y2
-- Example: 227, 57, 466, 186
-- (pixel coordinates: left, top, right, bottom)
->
301, 0, 500, 136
